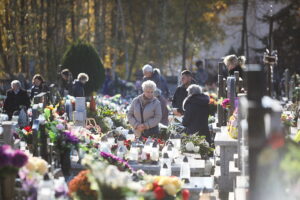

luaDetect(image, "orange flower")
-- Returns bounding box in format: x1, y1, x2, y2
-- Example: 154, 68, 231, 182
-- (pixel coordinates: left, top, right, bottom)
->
68, 170, 97, 198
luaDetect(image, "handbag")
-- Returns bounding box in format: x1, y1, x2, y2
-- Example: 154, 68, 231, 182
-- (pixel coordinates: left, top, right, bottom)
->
139, 102, 159, 137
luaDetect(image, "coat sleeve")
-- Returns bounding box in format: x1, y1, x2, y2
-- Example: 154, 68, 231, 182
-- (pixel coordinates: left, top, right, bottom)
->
144, 101, 162, 129
23, 91, 31, 108
182, 102, 192, 127
3, 91, 12, 112
172, 88, 178, 108
127, 99, 140, 129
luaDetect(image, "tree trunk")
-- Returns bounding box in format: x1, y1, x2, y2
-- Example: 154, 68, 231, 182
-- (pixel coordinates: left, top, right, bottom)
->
182, 0, 189, 71
118, 0, 129, 80
241, 0, 248, 56
70, 0, 76, 41
94, 0, 101, 53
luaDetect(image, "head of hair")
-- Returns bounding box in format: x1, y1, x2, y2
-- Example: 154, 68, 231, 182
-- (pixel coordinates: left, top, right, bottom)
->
142, 80, 156, 91
223, 55, 246, 68
32, 74, 44, 84
77, 73, 89, 82
187, 84, 203, 96
61, 69, 71, 77
196, 60, 203, 68
142, 64, 153, 73
11, 80, 21, 88
154, 88, 162, 97
181, 70, 192, 76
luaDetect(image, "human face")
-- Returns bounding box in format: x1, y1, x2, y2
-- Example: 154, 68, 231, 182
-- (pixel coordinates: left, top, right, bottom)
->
181, 74, 192, 86
62, 74, 68, 81
144, 71, 152, 78
34, 78, 42, 86
228, 63, 235, 70
143, 88, 154, 99
12, 83, 20, 91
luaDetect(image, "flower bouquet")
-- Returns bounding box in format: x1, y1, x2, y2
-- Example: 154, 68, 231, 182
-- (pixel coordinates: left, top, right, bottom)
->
281, 113, 297, 127
81, 154, 142, 200
221, 98, 230, 109
19, 156, 49, 200
16, 125, 33, 145
181, 134, 214, 158
69, 170, 98, 200
208, 93, 218, 115
0, 145, 28, 199
100, 151, 133, 173
142, 176, 189, 200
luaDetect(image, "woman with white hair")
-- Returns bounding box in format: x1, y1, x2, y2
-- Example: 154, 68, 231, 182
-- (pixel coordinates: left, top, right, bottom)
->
127, 80, 162, 138
142, 64, 170, 98
72, 73, 89, 97
223, 55, 246, 79
182, 84, 211, 144
4, 80, 31, 120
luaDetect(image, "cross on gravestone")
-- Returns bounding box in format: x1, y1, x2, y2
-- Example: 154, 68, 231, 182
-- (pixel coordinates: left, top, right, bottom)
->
234, 71, 240, 93
246, 64, 266, 200
284, 69, 289, 100
217, 62, 226, 127
227, 77, 236, 116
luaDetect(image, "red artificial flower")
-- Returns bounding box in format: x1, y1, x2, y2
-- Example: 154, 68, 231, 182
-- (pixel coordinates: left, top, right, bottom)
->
268, 133, 285, 149
181, 189, 190, 200
24, 126, 32, 132
152, 181, 159, 190
154, 186, 166, 200
89, 135, 94, 140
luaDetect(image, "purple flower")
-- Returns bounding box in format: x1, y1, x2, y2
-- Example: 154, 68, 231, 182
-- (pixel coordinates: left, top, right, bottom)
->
0, 145, 14, 167
63, 131, 80, 144
11, 150, 28, 168
100, 151, 133, 172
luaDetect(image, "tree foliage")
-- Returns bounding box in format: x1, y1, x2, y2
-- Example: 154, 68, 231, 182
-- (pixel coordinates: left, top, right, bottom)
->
62, 40, 105, 96
0, 0, 234, 81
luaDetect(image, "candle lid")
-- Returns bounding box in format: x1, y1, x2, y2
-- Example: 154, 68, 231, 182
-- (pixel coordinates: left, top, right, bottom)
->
163, 163, 168, 168
183, 156, 188, 162
163, 152, 169, 158
152, 141, 158, 148
117, 134, 126, 141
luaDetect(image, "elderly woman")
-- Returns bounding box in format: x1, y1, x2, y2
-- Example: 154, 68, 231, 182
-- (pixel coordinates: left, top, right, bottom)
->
4, 80, 31, 120
72, 73, 89, 97
223, 55, 246, 79
127, 80, 162, 138
182, 84, 211, 144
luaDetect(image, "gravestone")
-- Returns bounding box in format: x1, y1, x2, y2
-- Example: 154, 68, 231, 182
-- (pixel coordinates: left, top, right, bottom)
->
73, 97, 86, 126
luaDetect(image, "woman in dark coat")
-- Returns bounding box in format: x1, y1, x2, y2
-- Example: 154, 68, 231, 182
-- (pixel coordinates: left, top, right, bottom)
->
60, 68, 73, 96
182, 84, 211, 144
4, 80, 31, 120
30, 74, 49, 100
72, 73, 89, 97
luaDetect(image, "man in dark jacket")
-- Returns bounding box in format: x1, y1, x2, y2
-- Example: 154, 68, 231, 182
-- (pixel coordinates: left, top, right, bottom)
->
172, 70, 193, 115
182, 84, 211, 144
60, 68, 73, 96
142, 64, 170, 98
72, 73, 89, 97
4, 80, 31, 120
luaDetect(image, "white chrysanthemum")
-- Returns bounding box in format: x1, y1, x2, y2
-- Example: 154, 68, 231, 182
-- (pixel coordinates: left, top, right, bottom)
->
185, 142, 195, 151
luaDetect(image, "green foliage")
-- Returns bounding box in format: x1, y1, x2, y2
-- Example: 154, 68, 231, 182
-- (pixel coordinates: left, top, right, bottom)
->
61, 40, 105, 96
280, 141, 300, 183
181, 134, 214, 158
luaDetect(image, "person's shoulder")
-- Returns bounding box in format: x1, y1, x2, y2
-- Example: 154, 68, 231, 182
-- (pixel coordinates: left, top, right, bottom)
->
6, 89, 13, 95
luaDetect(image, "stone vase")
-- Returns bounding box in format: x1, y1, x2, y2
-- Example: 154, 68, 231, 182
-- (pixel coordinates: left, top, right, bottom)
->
0, 173, 16, 200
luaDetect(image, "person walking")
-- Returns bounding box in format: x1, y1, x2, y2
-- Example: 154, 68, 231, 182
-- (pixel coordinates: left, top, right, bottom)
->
172, 70, 194, 116
127, 80, 162, 138
182, 84, 211, 144
4, 80, 31, 120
